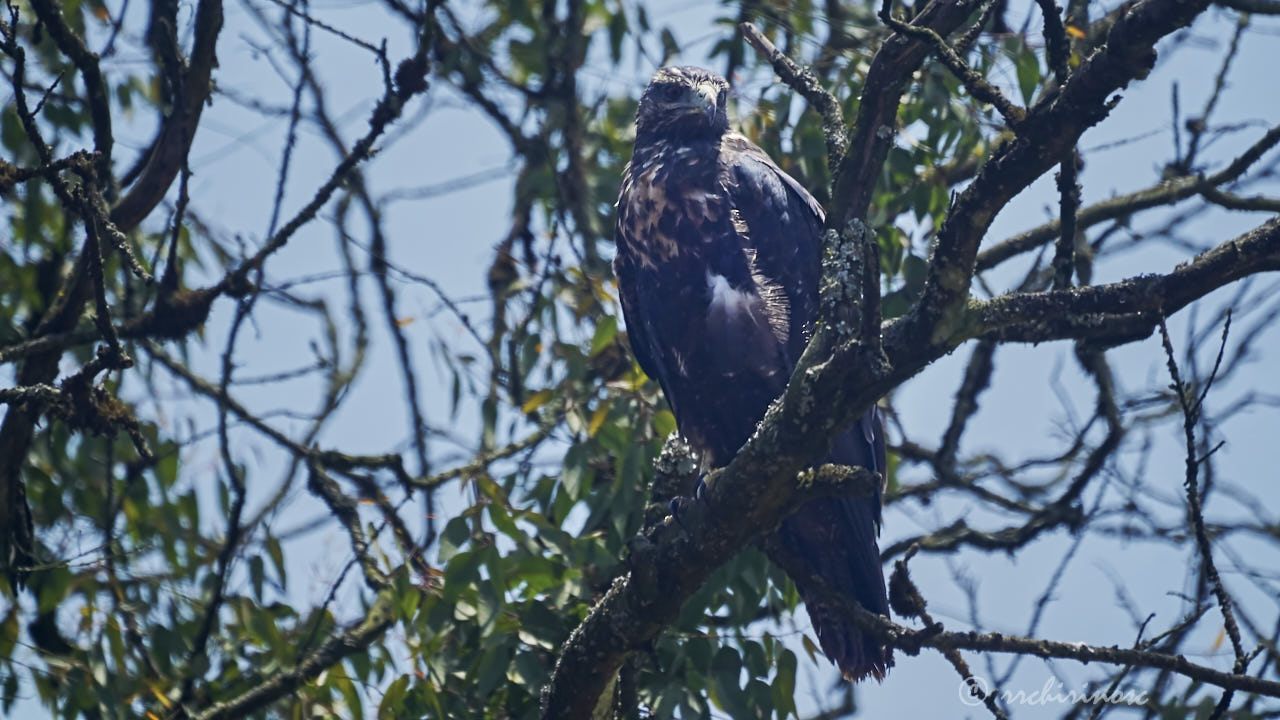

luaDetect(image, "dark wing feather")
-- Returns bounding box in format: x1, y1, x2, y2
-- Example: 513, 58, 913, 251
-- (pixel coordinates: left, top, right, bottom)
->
722, 134, 893, 680
614, 251, 680, 418
614, 255, 663, 386
721, 134, 824, 367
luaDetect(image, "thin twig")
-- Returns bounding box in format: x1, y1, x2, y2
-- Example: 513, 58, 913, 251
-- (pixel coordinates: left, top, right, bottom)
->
1157, 315, 1248, 717
740, 22, 847, 171
879, 0, 1026, 127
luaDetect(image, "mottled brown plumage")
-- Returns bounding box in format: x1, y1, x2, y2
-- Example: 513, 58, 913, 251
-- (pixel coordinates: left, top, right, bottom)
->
613, 66, 893, 681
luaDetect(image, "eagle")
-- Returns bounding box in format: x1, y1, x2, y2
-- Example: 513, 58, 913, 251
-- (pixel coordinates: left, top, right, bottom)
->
613, 66, 892, 681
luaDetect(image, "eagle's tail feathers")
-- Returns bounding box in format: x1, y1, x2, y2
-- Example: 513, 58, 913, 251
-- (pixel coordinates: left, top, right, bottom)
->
781, 493, 893, 682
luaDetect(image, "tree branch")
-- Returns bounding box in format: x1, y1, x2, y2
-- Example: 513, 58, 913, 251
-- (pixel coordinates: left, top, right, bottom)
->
900, 0, 1214, 349
110, 0, 223, 231
541, 464, 882, 720
977, 122, 1280, 271
815, 576, 1280, 698
1158, 315, 1249, 716
190, 587, 397, 720
969, 216, 1280, 346
27, 0, 114, 181
739, 22, 847, 172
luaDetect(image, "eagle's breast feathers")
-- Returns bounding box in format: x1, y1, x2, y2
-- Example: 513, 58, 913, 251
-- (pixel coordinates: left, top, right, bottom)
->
613, 132, 808, 462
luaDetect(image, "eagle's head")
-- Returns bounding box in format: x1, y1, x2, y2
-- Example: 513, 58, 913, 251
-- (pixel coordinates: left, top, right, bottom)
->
635, 66, 730, 141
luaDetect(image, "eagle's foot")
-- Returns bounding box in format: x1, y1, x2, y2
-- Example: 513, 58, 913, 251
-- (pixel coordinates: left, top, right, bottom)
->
668, 472, 710, 529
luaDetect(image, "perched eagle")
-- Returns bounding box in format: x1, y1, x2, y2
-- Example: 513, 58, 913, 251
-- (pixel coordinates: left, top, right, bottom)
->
613, 66, 892, 681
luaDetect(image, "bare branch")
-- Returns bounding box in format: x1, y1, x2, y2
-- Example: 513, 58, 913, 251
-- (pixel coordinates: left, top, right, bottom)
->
1158, 315, 1249, 714
110, 0, 223, 231
740, 22, 847, 171
829, 580, 1280, 698
27, 0, 114, 180
977, 122, 1280, 271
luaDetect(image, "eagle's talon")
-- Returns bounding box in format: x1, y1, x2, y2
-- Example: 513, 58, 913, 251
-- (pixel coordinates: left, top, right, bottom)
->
667, 472, 710, 531
668, 497, 686, 528
694, 473, 708, 503
668, 494, 703, 530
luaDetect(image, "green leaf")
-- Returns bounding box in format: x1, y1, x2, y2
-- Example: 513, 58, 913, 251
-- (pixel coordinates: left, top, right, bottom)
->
488, 501, 520, 539
2, 672, 17, 713
902, 254, 928, 297
772, 649, 797, 718
439, 516, 472, 563
0, 612, 18, 657
266, 535, 286, 590
379, 674, 410, 717
608, 12, 628, 64
589, 315, 618, 357
521, 388, 554, 415
1015, 44, 1040, 105
36, 566, 72, 614
249, 555, 265, 602
652, 409, 677, 438
800, 634, 820, 666
659, 28, 679, 61
712, 646, 747, 717
335, 671, 364, 719
560, 443, 592, 500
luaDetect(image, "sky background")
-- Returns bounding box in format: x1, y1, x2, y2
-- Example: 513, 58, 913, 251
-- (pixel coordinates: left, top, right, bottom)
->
6, 0, 1280, 717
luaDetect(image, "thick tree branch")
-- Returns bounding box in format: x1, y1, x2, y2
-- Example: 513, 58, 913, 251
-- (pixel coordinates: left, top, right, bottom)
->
541, 463, 882, 720
901, 0, 1214, 350
110, 0, 223, 231
970, 216, 1280, 345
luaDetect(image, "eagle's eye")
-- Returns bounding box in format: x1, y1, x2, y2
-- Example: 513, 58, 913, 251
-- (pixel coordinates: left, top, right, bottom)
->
661, 84, 683, 102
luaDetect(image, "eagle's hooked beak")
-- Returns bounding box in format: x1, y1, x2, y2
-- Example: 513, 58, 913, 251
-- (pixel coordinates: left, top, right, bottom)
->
696, 83, 719, 123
